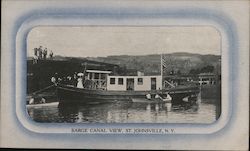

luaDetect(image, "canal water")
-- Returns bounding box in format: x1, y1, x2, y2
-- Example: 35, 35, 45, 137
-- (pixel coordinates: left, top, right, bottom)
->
27, 100, 217, 123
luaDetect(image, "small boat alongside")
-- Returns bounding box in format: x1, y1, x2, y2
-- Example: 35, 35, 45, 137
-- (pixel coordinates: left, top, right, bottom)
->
26, 102, 59, 108
131, 93, 171, 103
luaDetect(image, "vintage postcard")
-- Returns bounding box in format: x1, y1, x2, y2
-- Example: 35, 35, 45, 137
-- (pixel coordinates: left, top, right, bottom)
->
27, 26, 221, 124
1, 0, 249, 150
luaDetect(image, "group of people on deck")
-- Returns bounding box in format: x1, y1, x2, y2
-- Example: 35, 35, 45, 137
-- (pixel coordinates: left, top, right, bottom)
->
51, 72, 95, 89
33, 46, 54, 64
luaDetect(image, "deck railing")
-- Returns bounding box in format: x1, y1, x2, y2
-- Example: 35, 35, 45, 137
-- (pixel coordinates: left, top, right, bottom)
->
84, 79, 107, 90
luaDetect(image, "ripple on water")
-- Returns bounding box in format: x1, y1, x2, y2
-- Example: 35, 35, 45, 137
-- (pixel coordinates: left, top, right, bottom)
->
27, 100, 217, 123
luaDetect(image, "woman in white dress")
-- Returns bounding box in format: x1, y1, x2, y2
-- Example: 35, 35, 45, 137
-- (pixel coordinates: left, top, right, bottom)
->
77, 76, 84, 88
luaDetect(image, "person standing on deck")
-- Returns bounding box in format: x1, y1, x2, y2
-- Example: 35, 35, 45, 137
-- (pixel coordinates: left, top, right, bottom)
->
51, 72, 59, 85
77, 76, 84, 88
73, 72, 77, 87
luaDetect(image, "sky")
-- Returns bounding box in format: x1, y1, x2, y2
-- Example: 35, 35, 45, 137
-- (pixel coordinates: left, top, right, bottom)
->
27, 26, 221, 57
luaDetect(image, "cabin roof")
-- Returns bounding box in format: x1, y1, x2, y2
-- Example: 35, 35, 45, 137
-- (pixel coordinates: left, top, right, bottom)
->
86, 70, 112, 74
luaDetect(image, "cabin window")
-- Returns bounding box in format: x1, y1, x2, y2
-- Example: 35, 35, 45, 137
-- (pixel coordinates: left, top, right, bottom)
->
118, 78, 123, 85
101, 73, 106, 80
94, 73, 99, 79
138, 78, 143, 85
110, 78, 115, 84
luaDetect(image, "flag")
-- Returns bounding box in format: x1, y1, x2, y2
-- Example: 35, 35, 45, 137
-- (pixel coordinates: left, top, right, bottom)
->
161, 54, 176, 88
161, 54, 170, 75
162, 55, 168, 68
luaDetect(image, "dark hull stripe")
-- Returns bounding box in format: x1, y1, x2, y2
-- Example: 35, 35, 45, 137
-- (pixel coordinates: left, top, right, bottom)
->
57, 85, 199, 105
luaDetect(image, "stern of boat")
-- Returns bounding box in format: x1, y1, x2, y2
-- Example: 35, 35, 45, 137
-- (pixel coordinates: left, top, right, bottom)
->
167, 86, 200, 106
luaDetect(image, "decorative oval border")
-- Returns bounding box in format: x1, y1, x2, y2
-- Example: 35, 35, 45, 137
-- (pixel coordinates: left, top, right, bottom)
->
14, 7, 237, 135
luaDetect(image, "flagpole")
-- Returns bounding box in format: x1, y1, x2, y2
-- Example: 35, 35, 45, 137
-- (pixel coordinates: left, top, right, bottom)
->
161, 54, 163, 89
161, 54, 163, 76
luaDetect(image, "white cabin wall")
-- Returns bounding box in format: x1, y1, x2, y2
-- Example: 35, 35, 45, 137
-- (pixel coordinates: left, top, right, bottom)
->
107, 76, 126, 91
107, 76, 162, 91
134, 76, 150, 91
134, 76, 162, 91
156, 76, 162, 90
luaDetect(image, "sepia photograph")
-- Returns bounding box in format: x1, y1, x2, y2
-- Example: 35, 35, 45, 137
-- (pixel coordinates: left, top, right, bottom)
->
26, 26, 221, 124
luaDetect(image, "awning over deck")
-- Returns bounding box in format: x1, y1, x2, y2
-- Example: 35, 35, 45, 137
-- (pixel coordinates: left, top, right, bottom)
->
86, 70, 112, 74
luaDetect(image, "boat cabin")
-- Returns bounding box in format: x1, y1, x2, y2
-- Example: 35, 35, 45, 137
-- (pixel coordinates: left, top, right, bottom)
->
107, 75, 162, 91
84, 69, 162, 91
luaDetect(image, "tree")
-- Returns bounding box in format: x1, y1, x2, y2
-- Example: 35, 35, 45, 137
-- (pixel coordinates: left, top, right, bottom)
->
200, 65, 214, 73
189, 65, 214, 75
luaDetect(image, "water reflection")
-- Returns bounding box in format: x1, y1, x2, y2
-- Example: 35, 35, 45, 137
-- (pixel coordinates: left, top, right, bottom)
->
28, 100, 216, 123
58, 105, 79, 122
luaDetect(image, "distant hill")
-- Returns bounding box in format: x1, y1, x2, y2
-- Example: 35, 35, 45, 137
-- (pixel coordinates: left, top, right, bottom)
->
28, 52, 221, 75
86, 53, 221, 75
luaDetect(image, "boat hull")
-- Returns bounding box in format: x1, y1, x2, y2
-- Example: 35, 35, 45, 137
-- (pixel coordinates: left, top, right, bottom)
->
57, 84, 200, 105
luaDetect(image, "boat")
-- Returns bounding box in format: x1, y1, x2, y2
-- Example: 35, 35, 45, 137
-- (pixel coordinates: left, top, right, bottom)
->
57, 83, 199, 105
56, 55, 200, 106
